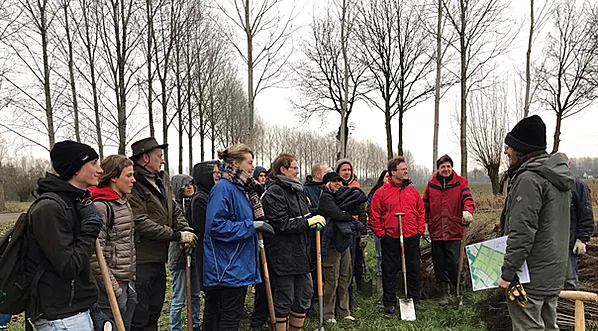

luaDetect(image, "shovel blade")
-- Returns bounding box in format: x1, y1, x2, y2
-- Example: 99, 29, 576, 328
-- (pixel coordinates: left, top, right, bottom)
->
399, 299, 416, 321
360, 278, 373, 297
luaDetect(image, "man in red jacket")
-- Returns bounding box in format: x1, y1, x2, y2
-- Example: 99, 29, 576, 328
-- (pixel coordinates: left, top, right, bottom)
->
423, 155, 475, 305
369, 156, 425, 314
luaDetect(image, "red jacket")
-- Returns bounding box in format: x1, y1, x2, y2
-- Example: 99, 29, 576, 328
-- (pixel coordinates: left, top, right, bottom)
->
369, 180, 425, 239
423, 171, 475, 241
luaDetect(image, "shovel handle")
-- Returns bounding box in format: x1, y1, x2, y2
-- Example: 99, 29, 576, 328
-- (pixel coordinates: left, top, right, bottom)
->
456, 226, 467, 298
316, 230, 323, 297
95, 240, 126, 331
257, 232, 277, 330
394, 213, 409, 296
185, 254, 193, 331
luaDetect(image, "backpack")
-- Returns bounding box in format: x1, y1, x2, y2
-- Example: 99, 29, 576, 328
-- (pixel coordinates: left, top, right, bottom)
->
96, 200, 116, 240
0, 192, 67, 315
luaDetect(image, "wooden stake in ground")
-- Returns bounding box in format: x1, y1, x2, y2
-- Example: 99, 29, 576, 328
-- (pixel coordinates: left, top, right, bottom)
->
95, 240, 126, 331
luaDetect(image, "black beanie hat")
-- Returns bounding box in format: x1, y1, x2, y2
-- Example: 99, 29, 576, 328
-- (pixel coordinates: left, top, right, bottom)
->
436, 154, 453, 169
504, 115, 547, 154
323, 172, 343, 184
50, 140, 99, 180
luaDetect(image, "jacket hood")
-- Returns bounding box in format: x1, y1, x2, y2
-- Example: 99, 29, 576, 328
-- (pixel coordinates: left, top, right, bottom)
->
193, 161, 218, 194
335, 158, 353, 178
88, 186, 121, 201
171, 174, 193, 201
35, 173, 89, 201
253, 166, 267, 180
520, 153, 574, 191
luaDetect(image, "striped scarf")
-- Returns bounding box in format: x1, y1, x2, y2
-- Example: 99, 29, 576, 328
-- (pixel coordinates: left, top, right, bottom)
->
220, 162, 265, 221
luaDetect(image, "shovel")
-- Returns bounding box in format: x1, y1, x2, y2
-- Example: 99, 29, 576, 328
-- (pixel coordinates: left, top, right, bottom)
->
454, 225, 467, 306
95, 240, 126, 331
185, 253, 193, 331
360, 248, 373, 297
257, 232, 277, 331
315, 229, 325, 331
394, 213, 416, 321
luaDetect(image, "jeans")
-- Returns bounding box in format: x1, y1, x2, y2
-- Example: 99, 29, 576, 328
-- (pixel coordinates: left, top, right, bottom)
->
381, 234, 421, 307
34, 311, 93, 331
202, 286, 247, 331
0, 314, 11, 328
170, 268, 201, 331
373, 234, 383, 276
565, 251, 580, 290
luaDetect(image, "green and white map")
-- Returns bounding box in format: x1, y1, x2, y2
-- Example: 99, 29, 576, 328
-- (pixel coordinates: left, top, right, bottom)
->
466, 236, 530, 291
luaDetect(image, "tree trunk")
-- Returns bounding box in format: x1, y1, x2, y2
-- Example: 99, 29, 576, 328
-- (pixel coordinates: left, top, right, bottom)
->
162, 82, 169, 169
385, 106, 393, 159
0, 180, 5, 212
433, 0, 442, 169
41, 0, 55, 149
147, 0, 155, 137
552, 112, 562, 153
339, 0, 349, 160
245, 0, 254, 145
487, 163, 501, 195
397, 109, 404, 156
459, 0, 468, 179
523, 0, 534, 117
64, 4, 80, 142
117, 0, 128, 155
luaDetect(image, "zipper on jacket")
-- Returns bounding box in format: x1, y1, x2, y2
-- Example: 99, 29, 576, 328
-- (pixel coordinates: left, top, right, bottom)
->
68, 280, 75, 307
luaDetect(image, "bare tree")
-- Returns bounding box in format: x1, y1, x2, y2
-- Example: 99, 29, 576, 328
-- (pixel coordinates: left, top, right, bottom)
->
536, 0, 598, 153
356, 0, 435, 159
443, 0, 515, 179
217, 0, 296, 145
467, 78, 509, 194
293, 5, 369, 159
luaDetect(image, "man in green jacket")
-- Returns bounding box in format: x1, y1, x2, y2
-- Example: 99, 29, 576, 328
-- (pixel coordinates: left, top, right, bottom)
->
498, 115, 574, 331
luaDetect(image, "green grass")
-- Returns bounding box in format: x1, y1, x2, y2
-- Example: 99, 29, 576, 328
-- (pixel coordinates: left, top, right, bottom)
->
1, 201, 31, 214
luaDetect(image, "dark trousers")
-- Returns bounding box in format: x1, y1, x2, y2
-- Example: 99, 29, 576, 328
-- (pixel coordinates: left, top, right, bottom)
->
381, 234, 421, 308
250, 281, 268, 328
97, 282, 137, 331
202, 286, 247, 331
431, 240, 461, 287
132, 263, 166, 331
272, 273, 313, 316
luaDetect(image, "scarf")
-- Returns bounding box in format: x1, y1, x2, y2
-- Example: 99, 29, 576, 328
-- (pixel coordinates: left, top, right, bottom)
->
220, 162, 265, 221
275, 175, 305, 193
507, 150, 547, 178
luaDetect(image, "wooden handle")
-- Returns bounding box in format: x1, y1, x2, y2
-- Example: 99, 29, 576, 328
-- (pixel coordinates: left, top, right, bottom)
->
560, 291, 598, 302
95, 240, 126, 331
394, 213, 405, 217
316, 230, 323, 297
257, 232, 276, 329
575, 299, 585, 331
456, 227, 467, 297
185, 254, 192, 331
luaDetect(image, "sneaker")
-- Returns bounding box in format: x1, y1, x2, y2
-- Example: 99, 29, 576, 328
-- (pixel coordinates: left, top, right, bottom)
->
325, 318, 337, 324
343, 315, 356, 322
384, 306, 396, 314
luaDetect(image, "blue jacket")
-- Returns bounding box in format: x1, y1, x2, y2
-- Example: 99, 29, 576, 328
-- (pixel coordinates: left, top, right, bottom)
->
203, 178, 261, 287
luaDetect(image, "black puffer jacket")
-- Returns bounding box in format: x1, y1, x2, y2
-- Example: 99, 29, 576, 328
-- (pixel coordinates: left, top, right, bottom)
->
318, 186, 355, 256
262, 175, 313, 276
25, 174, 100, 320
188, 161, 218, 286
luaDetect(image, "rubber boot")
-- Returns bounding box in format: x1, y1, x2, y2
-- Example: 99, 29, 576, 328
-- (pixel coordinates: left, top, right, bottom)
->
288, 310, 306, 331
275, 315, 288, 331
439, 283, 450, 306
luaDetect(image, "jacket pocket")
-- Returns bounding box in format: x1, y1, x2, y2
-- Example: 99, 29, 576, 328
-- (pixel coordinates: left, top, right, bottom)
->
68, 280, 75, 307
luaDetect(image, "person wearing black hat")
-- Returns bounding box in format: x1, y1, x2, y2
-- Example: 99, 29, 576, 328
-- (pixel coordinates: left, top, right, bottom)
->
127, 137, 198, 331
317, 172, 358, 323
423, 154, 475, 305
497, 115, 574, 331
25, 140, 104, 330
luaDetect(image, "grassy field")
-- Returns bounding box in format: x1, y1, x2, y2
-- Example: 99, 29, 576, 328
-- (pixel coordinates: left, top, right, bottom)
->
2, 180, 597, 330
1, 201, 31, 214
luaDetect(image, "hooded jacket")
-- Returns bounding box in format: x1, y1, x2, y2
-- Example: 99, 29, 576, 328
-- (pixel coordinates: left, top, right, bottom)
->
570, 178, 594, 248
318, 186, 357, 256
168, 174, 194, 270
88, 186, 136, 297
189, 161, 218, 285
335, 159, 359, 188
262, 175, 313, 276
203, 177, 261, 287
500, 153, 574, 295
369, 179, 426, 239
25, 174, 100, 320
423, 170, 475, 241
304, 178, 324, 215
129, 164, 190, 265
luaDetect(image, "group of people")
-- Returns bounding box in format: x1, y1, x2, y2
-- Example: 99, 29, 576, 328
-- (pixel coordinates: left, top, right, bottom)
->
15, 114, 594, 331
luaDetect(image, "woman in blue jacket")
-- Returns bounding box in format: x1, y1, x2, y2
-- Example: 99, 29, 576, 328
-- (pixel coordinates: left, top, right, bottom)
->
202, 143, 273, 331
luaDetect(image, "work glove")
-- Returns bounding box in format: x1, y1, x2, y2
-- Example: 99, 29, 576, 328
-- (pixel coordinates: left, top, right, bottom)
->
77, 202, 103, 230
179, 231, 198, 247
462, 211, 473, 227
424, 224, 431, 243
307, 215, 326, 231
507, 277, 527, 307
359, 235, 368, 249
254, 221, 274, 235
573, 239, 586, 255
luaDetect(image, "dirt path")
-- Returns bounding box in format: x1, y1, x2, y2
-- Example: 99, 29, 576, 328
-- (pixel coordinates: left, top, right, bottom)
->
0, 213, 20, 223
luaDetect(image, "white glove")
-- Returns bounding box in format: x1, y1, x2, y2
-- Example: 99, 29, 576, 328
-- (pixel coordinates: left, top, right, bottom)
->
462, 211, 473, 226
573, 239, 586, 255
179, 231, 198, 247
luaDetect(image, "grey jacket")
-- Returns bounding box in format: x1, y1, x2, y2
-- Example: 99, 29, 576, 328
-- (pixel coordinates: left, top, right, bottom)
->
500, 153, 574, 295
90, 198, 136, 297
168, 174, 194, 270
